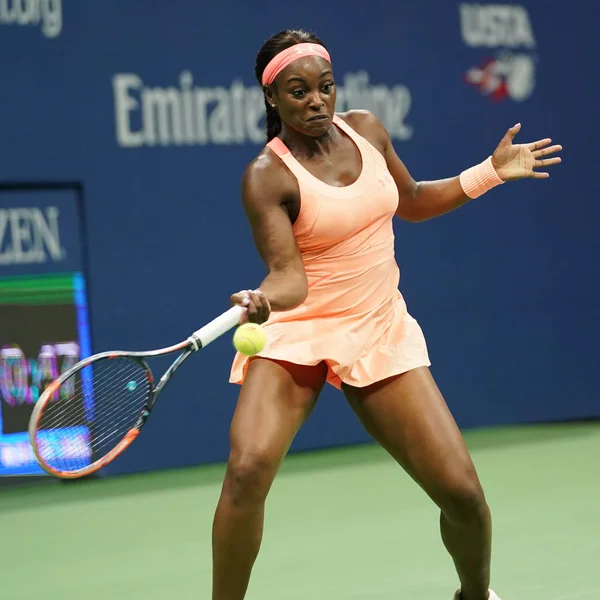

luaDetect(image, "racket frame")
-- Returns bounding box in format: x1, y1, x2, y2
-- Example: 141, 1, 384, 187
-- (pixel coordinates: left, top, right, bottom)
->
28, 305, 244, 479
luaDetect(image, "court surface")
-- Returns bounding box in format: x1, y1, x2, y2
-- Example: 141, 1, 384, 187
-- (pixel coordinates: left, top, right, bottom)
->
1, 422, 598, 600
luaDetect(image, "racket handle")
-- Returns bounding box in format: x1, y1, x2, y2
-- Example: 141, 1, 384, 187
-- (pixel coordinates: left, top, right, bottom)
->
189, 305, 244, 350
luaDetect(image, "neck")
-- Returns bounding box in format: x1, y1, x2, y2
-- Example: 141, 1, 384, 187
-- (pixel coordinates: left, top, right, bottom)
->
280, 120, 340, 158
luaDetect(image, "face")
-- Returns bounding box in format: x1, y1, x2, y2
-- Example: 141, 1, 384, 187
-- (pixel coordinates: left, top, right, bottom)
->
267, 56, 336, 136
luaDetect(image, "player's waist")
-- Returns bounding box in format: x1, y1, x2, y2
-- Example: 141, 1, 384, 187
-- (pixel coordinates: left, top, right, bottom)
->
268, 279, 401, 324
304, 250, 398, 287
299, 260, 400, 317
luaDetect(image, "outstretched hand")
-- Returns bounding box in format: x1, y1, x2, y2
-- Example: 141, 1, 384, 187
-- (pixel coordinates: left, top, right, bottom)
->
491, 123, 562, 182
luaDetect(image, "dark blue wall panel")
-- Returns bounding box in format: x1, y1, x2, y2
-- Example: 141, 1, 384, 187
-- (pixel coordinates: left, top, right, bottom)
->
1, 0, 597, 475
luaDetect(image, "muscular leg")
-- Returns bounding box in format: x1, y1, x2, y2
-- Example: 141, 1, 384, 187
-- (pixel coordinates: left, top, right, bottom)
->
212, 358, 328, 600
343, 367, 492, 600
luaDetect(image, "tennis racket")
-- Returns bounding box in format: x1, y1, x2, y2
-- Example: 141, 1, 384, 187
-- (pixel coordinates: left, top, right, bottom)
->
28, 305, 245, 479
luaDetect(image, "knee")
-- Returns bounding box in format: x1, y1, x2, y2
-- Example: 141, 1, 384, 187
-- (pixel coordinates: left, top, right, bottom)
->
437, 468, 489, 525
222, 451, 279, 508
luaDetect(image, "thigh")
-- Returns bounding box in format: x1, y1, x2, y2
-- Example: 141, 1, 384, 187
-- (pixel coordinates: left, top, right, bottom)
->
342, 367, 482, 506
230, 357, 328, 465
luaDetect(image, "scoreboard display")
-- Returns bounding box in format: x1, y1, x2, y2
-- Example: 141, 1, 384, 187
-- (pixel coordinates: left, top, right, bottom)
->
0, 187, 92, 477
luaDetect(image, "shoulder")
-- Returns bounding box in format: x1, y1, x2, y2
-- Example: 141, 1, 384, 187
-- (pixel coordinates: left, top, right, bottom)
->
335, 109, 391, 155
241, 143, 298, 211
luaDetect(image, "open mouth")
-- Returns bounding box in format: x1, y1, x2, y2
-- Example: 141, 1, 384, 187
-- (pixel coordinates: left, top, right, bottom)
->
307, 115, 329, 122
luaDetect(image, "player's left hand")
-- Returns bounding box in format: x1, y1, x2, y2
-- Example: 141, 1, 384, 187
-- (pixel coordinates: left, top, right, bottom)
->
491, 123, 562, 182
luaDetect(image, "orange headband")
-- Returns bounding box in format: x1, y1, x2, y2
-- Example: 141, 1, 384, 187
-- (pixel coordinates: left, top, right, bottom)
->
261, 43, 331, 86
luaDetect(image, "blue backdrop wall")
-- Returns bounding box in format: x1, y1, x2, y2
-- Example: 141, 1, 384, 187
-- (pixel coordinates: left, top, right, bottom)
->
1, 0, 598, 476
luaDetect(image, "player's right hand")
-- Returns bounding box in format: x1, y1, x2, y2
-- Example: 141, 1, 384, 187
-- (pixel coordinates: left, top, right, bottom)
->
230, 289, 271, 324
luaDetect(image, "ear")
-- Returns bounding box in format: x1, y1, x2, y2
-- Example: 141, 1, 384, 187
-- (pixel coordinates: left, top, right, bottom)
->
263, 85, 277, 108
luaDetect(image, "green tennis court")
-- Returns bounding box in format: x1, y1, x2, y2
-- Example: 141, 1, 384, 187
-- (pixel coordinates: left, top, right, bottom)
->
1, 422, 598, 600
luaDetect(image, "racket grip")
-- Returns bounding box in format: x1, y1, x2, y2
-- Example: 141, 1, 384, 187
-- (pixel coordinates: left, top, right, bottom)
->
189, 305, 244, 350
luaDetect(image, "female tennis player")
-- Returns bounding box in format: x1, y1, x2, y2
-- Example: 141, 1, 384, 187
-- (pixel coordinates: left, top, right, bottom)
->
215, 29, 561, 600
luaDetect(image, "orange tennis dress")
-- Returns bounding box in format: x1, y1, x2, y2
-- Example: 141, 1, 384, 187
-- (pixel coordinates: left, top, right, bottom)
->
230, 115, 431, 389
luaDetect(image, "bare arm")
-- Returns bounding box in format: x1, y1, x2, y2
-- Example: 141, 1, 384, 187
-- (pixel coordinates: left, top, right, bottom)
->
345, 110, 470, 222
233, 151, 308, 320
383, 155, 470, 223
346, 110, 560, 223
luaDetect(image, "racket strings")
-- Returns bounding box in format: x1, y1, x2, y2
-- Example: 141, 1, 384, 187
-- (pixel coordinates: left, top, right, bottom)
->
35, 357, 151, 473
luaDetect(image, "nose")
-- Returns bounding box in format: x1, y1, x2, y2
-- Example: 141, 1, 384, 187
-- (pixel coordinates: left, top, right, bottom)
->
307, 91, 325, 110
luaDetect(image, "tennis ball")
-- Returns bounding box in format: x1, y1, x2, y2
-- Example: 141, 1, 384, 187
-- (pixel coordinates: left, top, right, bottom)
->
233, 323, 266, 356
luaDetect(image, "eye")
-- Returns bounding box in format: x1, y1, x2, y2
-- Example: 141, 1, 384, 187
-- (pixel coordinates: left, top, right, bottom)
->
291, 89, 306, 99
321, 81, 335, 94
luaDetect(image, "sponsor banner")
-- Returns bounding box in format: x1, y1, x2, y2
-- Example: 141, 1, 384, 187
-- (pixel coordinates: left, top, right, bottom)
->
460, 3, 537, 102
113, 70, 414, 147
0, 0, 62, 38
0, 189, 82, 276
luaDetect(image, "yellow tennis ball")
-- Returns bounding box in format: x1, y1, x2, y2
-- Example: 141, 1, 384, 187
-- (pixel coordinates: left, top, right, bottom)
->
233, 323, 266, 356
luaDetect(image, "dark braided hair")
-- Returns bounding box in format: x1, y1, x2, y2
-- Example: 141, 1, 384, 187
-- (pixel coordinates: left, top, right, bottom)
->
255, 29, 329, 141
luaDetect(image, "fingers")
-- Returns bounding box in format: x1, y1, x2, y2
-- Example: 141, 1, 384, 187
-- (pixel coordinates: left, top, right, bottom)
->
531, 143, 562, 175
247, 289, 271, 324
509, 122, 522, 136
526, 139, 562, 179
526, 138, 553, 151
501, 122, 522, 143
230, 291, 249, 324
230, 291, 249, 307
532, 144, 563, 158
230, 289, 271, 324
534, 157, 562, 168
